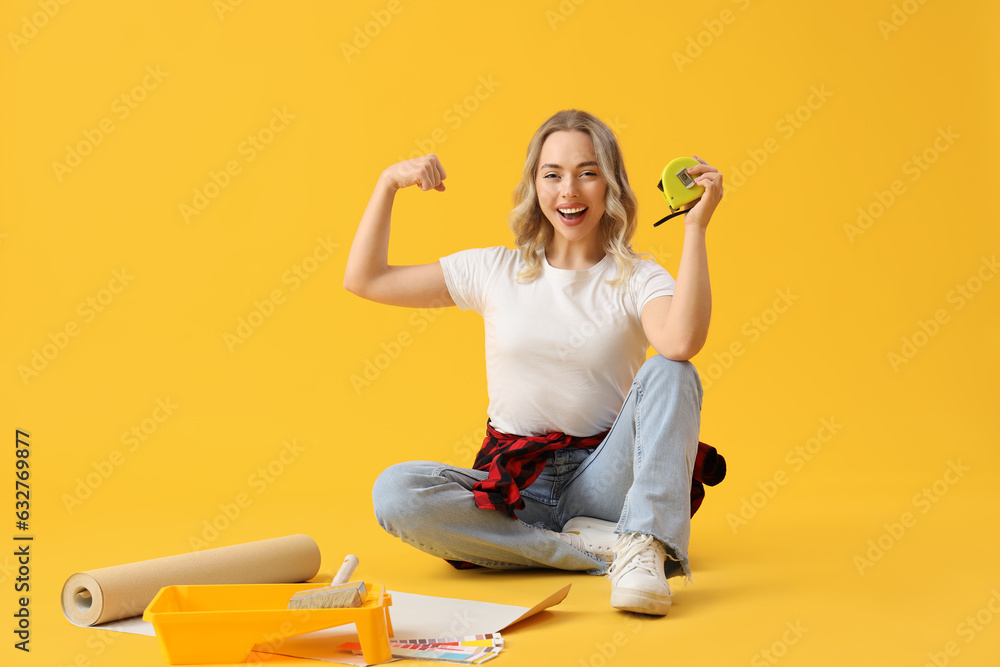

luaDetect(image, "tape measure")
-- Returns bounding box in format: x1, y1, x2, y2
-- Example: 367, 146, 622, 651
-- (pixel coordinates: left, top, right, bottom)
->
654, 156, 705, 227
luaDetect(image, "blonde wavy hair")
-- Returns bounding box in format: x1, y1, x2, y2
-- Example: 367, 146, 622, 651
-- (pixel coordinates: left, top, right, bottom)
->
508, 109, 645, 287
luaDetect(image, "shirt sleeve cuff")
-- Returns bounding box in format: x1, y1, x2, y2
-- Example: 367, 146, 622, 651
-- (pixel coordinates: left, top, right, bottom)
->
439, 254, 471, 311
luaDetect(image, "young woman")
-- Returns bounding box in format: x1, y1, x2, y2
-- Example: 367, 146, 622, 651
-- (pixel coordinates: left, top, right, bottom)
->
344, 109, 723, 616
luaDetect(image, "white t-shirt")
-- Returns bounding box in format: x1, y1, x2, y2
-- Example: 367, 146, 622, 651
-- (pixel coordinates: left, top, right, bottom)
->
439, 246, 676, 437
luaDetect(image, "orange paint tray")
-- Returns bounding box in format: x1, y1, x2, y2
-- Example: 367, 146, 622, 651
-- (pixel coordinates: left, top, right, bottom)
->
143, 582, 393, 665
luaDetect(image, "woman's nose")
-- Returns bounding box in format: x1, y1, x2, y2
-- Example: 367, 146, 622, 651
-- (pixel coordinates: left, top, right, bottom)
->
560, 177, 580, 198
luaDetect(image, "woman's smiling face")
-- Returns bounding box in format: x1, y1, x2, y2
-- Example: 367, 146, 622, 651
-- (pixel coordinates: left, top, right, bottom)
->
535, 130, 607, 251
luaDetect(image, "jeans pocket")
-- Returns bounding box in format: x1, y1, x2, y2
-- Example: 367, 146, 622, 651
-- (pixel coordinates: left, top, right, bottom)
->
438, 466, 487, 490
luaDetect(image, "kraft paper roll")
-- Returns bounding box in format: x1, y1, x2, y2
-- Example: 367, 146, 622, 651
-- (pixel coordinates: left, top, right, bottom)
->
61, 534, 321, 626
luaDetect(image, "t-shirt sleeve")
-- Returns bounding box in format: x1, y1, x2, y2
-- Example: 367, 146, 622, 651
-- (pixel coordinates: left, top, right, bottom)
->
631, 259, 677, 317
439, 246, 509, 314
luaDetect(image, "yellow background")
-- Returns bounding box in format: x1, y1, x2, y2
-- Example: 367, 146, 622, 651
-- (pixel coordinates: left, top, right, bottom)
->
2, 0, 999, 665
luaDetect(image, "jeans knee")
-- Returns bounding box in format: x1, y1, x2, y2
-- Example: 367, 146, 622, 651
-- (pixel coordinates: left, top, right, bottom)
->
639, 354, 700, 385
635, 355, 703, 408
371, 462, 418, 529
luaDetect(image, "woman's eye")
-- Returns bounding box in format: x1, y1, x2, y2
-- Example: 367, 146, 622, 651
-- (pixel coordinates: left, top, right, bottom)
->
543, 173, 558, 179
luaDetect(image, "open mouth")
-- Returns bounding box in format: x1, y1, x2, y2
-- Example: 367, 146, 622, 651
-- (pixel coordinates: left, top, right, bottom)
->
558, 206, 588, 222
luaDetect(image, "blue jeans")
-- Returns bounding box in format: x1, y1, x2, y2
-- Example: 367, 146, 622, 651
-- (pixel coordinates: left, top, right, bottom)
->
372, 355, 703, 580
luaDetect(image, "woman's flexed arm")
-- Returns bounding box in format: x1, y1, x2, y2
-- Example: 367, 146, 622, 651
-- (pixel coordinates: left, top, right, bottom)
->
343, 154, 456, 308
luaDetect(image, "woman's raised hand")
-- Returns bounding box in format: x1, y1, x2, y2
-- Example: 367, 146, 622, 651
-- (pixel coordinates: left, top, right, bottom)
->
680, 155, 723, 227
382, 154, 447, 192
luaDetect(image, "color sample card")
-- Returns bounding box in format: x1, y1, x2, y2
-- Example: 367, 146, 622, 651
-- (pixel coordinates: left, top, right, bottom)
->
338, 633, 503, 664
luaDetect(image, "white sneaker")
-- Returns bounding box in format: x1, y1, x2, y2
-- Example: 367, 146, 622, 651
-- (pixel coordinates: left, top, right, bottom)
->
608, 533, 673, 616
553, 517, 618, 563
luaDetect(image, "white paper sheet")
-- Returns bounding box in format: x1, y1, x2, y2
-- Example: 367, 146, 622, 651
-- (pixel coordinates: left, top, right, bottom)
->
69, 614, 157, 636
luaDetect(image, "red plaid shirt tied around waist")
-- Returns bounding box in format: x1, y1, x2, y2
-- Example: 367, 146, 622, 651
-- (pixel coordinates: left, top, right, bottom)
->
470, 420, 726, 518
471, 421, 608, 516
